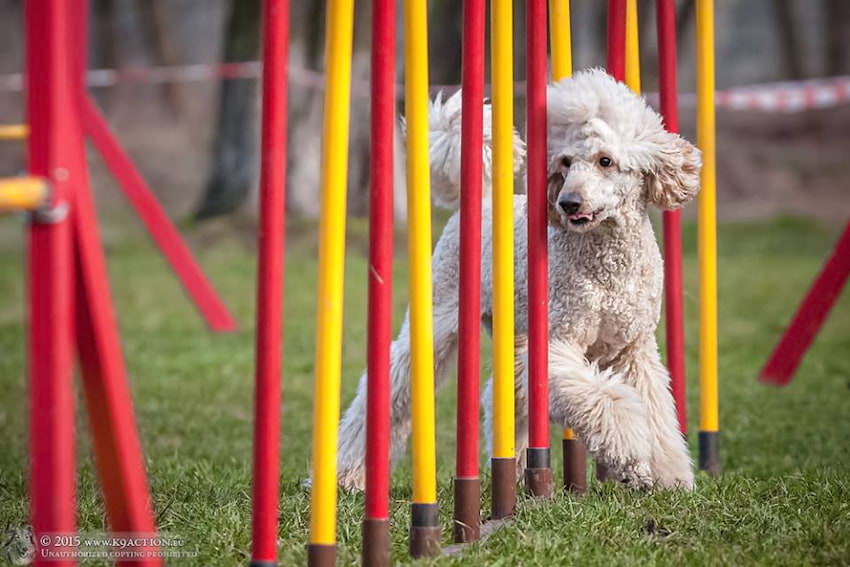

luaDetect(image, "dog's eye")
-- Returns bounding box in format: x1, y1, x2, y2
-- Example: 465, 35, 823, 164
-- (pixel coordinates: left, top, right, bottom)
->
598, 156, 613, 168
561, 156, 572, 169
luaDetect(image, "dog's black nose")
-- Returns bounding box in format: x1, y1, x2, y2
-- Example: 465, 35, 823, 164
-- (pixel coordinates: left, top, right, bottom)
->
558, 192, 583, 215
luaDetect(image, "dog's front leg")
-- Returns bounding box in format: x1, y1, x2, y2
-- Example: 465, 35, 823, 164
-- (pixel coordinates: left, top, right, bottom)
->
615, 338, 695, 490
547, 339, 654, 489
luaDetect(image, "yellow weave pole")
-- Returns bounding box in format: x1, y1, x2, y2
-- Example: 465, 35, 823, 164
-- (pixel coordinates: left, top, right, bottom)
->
549, 0, 589, 493
490, 0, 517, 519
549, 0, 571, 81
696, 0, 720, 474
549, 0, 575, 445
625, 0, 641, 93
307, 0, 355, 559
405, 0, 440, 557
0, 124, 28, 141
0, 176, 48, 211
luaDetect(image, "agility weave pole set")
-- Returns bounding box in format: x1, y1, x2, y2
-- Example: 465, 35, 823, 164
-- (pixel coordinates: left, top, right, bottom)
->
246, 0, 720, 565
2, 0, 719, 565
2, 1, 236, 565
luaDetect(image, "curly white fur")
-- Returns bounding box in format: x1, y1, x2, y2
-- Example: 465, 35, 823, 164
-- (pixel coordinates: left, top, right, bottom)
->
336, 69, 699, 492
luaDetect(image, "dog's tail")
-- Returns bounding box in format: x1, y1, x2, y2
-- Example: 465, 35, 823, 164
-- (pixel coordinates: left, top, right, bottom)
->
426, 90, 526, 210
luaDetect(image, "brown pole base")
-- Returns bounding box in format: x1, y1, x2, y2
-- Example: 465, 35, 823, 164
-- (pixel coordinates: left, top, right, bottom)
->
409, 502, 441, 558
362, 517, 390, 567
453, 477, 480, 543
491, 457, 516, 519
595, 460, 610, 482
562, 438, 587, 494
699, 431, 721, 475
524, 447, 553, 498
306, 543, 336, 567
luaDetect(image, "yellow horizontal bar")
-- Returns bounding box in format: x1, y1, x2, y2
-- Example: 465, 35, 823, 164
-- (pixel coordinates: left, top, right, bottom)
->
0, 124, 28, 141
0, 176, 49, 212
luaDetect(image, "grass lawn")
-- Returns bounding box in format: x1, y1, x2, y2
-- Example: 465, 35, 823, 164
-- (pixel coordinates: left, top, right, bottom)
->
1, 216, 849, 565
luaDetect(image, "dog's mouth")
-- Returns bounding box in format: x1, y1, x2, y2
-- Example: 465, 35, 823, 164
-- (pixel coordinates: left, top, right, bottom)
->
566, 209, 604, 230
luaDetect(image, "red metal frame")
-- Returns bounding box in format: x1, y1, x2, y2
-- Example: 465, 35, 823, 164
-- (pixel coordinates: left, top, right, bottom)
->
250, 0, 289, 564
365, 0, 395, 526
759, 221, 850, 386
26, 2, 77, 564
457, 0, 485, 486
526, 0, 550, 453
80, 98, 237, 333
27, 1, 161, 565
656, 0, 688, 433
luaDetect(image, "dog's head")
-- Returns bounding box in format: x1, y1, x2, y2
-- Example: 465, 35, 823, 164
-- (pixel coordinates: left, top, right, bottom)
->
545, 69, 701, 233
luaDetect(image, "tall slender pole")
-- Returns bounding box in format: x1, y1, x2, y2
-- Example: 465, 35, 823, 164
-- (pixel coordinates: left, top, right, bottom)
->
657, 0, 688, 434
696, 0, 720, 475
549, 0, 588, 496
607, 0, 627, 81
454, 0, 485, 544
405, 0, 441, 557
307, 0, 355, 564
26, 2, 77, 564
362, 0, 395, 564
596, 0, 627, 484
525, 0, 553, 498
490, 0, 518, 518
625, 0, 641, 92
251, 1, 288, 565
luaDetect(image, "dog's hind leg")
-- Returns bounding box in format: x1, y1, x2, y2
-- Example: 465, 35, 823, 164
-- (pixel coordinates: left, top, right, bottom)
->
615, 338, 695, 490
547, 340, 654, 489
336, 230, 461, 491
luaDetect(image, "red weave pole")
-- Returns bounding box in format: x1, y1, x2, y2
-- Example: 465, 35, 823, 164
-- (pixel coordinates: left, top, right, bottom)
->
453, 0, 486, 543
365, 0, 395, 525
250, 0, 288, 564
363, 0, 395, 560
26, 2, 77, 564
80, 102, 236, 334
657, 0, 688, 433
607, 0, 627, 81
457, 0, 485, 482
526, 0, 550, 453
71, 5, 160, 563
759, 220, 850, 386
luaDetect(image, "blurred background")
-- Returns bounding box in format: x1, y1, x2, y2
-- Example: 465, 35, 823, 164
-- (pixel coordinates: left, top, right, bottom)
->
0, 0, 848, 236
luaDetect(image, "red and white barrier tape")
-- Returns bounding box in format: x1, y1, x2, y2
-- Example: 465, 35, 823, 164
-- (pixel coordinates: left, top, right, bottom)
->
1, 61, 848, 113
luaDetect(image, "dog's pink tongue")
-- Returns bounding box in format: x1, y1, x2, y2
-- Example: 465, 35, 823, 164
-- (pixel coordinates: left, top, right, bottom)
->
568, 213, 592, 221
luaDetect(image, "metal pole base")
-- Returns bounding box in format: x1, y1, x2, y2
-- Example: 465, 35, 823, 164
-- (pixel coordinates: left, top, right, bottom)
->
362, 518, 390, 567
409, 502, 440, 558
524, 447, 553, 498
491, 457, 516, 519
699, 431, 721, 475
453, 477, 480, 543
562, 438, 587, 494
250, 562, 277, 567
306, 543, 336, 567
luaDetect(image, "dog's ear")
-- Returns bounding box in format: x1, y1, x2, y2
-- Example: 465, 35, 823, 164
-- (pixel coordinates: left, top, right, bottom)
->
642, 132, 702, 210
547, 171, 567, 229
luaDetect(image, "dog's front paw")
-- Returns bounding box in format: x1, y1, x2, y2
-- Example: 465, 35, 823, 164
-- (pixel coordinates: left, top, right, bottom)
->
651, 462, 695, 491
614, 460, 654, 490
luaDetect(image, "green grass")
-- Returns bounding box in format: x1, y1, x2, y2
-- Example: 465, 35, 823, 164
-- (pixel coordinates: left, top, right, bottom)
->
1, 216, 849, 565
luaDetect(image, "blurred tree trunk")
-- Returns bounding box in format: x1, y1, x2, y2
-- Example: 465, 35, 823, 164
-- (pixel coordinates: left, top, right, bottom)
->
825, 0, 850, 75
194, 0, 260, 220
136, 0, 187, 115
775, 0, 804, 79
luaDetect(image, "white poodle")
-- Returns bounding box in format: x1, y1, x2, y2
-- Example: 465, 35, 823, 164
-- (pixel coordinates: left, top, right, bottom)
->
336, 69, 700, 491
